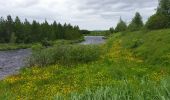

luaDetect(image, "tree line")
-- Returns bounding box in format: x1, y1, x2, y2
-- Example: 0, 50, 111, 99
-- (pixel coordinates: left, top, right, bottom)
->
110, 0, 170, 33
0, 16, 82, 43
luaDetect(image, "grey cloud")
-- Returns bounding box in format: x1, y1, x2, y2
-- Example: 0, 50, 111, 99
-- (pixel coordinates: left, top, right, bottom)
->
0, 0, 158, 30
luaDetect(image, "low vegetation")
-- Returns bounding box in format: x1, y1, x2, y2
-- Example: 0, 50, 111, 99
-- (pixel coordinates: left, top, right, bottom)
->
0, 43, 31, 51
29, 44, 102, 67
0, 29, 170, 99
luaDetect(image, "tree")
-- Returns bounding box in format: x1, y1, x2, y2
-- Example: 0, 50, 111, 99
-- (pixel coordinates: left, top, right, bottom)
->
14, 16, 24, 43
23, 19, 31, 43
0, 17, 6, 42
128, 12, 143, 31
157, 0, 170, 16
146, 14, 169, 29
5, 15, 14, 42
10, 32, 17, 43
109, 27, 115, 33
31, 20, 41, 42
0, 15, 82, 43
80, 30, 90, 34
115, 18, 127, 33
146, 0, 170, 29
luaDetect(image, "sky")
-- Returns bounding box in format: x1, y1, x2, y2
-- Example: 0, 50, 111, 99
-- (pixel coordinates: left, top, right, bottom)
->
0, 0, 158, 30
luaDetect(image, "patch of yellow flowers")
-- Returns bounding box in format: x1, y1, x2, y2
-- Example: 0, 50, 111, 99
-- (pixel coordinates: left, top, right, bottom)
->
104, 39, 143, 63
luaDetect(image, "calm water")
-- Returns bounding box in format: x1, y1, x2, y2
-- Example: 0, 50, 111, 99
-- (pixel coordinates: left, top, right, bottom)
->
81, 36, 105, 45
0, 49, 31, 80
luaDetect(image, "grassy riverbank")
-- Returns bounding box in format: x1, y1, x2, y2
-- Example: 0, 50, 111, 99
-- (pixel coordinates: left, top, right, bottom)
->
0, 29, 170, 99
0, 37, 85, 51
0, 43, 31, 51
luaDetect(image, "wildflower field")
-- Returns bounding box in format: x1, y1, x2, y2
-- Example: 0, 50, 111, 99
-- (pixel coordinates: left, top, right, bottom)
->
0, 29, 170, 100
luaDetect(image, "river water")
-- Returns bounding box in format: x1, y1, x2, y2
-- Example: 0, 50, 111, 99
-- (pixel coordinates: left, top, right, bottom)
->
0, 36, 105, 80
80, 36, 105, 45
0, 49, 31, 80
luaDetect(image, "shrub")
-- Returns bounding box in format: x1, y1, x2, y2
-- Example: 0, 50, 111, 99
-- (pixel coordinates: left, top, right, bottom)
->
146, 14, 170, 30
31, 43, 43, 51
28, 45, 102, 67
129, 39, 144, 49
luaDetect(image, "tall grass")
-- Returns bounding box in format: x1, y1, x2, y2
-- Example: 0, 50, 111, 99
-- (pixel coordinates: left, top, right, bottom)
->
54, 77, 170, 100
28, 44, 102, 67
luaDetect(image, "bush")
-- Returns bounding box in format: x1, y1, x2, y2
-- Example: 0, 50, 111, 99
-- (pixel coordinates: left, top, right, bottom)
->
31, 43, 43, 51
129, 39, 144, 49
146, 14, 170, 30
28, 45, 102, 67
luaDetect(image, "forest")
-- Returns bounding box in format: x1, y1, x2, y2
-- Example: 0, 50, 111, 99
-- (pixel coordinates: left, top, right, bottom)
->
0, 16, 82, 44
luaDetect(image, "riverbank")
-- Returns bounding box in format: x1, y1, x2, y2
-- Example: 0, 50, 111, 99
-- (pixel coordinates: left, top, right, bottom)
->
0, 36, 105, 80
0, 44, 31, 51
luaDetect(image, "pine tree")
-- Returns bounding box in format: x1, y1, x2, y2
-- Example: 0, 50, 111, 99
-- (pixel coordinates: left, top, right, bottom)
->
23, 19, 31, 43
14, 16, 24, 43
5, 15, 14, 42
31, 20, 41, 42
128, 12, 143, 31
115, 18, 127, 33
0, 17, 6, 42
10, 32, 17, 43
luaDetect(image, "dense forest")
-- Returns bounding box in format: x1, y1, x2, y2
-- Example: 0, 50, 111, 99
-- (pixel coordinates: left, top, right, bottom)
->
0, 16, 82, 43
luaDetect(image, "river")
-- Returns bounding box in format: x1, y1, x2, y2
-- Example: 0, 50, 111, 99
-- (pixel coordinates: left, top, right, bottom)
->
80, 36, 105, 45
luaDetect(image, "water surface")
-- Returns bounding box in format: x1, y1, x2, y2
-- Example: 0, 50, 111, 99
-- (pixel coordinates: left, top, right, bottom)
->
81, 36, 105, 45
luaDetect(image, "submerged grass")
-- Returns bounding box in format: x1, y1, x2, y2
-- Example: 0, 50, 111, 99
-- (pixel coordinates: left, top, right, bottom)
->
0, 29, 170, 99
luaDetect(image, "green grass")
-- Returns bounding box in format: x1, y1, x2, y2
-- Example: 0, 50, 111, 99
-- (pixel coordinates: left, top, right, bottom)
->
29, 44, 102, 67
0, 43, 31, 51
85, 31, 108, 36
0, 29, 170, 99
120, 29, 170, 65
0, 38, 85, 51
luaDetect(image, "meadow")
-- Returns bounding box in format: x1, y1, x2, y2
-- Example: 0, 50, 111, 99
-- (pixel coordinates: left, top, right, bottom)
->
0, 29, 170, 100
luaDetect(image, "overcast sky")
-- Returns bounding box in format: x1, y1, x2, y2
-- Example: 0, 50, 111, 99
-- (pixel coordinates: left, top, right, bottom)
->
0, 0, 158, 30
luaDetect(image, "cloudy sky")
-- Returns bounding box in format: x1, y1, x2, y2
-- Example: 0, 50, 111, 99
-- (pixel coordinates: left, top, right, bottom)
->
0, 0, 158, 30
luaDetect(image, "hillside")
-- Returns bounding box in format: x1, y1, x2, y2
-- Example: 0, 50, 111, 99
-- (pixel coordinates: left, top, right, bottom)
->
0, 29, 170, 99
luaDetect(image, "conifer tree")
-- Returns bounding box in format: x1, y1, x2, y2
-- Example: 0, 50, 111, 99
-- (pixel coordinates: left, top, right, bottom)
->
128, 12, 143, 31
115, 18, 127, 33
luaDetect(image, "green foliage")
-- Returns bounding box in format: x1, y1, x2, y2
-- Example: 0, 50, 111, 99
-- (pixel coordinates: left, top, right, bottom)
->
128, 12, 144, 31
145, 0, 170, 30
115, 18, 127, 33
146, 14, 170, 29
9, 32, 17, 43
109, 27, 115, 33
157, 0, 170, 16
0, 43, 31, 51
80, 30, 90, 35
0, 15, 83, 44
87, 31, 108, 36
28, 45, 102, 67
31, 43, 43, 51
